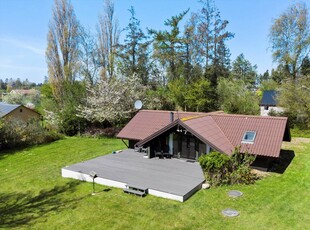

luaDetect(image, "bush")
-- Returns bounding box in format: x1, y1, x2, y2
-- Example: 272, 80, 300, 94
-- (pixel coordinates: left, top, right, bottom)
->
290, 128, 310, 138
82, 126, 122, 138
199, 152, 230, 186
0, 119, 62, 150
199, 148, 257, 186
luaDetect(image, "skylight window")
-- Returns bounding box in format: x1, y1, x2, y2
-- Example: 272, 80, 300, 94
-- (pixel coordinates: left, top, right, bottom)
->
242, 131, 256, 143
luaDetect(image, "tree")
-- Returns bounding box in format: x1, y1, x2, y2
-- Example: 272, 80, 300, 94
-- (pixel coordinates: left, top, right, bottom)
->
2, 93, 24, 105
184, 78, 215, 112
46, 0, 80, 103
231, 53, 257, 87
269, 3, 310, 80
301, 55, 310, 76
199, 148, 256, 186
277, 77, 310, 128
0, 79, 6, 90
118, 7, 150, 85
2, 91, 40, 107
15, 78, 22, 88
77, 74, 146, 125
22, 78, 31, 89
149, 9, 189, 81
193, 0, 234, 85
79, 26, 100, 85
167, 78, 187, 110
45, 0, 86, 135
259, 80, 279, 92
259, 70, 270, 84
217, 78, 260, 115
270, 64, 290, 84
97, 0, 120, 80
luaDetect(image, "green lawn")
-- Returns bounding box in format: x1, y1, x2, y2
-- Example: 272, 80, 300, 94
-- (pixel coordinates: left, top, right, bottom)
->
0, 137, 309, 229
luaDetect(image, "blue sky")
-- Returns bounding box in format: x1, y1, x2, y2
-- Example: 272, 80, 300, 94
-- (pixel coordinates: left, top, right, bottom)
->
0, 0, 307, 83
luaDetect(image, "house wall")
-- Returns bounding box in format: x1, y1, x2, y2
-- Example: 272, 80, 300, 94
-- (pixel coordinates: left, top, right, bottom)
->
141, 130, 212, 160
251, 156, 274, 171
260, 106, 284, 116
4, 106, 40, 122
173, 133, 207, 160
129, 140, 138, 149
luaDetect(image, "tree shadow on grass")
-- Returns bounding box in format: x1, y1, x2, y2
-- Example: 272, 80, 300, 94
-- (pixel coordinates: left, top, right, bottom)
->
0, 140, 61, 160
0, 181, 84, 228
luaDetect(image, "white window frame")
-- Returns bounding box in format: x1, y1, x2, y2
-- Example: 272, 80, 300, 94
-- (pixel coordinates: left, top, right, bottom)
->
242, 131, 256, 144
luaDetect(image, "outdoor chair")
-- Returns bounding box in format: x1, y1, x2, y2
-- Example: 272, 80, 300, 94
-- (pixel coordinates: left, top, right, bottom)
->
134, 146, 141, 152
141, 148, 148, 153
163, 152, 172, 159
155, 151, 163, 158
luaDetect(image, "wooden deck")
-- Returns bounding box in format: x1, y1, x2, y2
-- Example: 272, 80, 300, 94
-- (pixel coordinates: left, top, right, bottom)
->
62, 149, 205, 202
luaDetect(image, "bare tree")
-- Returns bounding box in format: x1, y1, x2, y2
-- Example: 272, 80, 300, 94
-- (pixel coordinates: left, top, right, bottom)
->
97, 0, 120, 80
79, 26, 100, 85
46, 0, 80, 102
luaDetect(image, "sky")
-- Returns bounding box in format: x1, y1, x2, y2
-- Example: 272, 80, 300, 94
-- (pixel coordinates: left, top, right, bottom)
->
0, 0, 308, 84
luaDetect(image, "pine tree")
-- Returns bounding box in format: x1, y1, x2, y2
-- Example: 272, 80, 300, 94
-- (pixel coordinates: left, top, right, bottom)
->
118, 7, 150, 85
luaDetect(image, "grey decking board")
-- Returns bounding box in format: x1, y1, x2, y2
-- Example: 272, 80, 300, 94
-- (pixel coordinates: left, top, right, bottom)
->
64, 149, 205, 196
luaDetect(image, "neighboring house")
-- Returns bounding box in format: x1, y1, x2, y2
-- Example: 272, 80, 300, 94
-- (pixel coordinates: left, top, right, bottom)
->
260, 90, 284, 116
10, 89, 39, 96
117, 110, 291, 170
0, 102, 41, 122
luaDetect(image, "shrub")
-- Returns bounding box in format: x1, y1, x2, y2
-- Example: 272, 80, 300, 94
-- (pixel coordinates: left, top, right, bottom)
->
228, 149, 256, 184
0, 119, 62, 150
82, 126, 122, 138
199, 148, 257, 186
199, 152, 230, 186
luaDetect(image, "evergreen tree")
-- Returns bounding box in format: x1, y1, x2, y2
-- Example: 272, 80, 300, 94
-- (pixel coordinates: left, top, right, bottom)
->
231, 53, 257, 87
118, 7, 150, 85
301, 56, 310, 77
193, 0, 234, 85
149, 9, 189, 81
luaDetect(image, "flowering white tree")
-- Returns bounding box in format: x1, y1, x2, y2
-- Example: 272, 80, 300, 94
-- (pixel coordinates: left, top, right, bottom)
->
77, 74, 146, 124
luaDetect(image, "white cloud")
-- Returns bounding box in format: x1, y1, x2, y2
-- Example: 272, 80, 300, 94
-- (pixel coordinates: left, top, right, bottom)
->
0, 37, 45, 56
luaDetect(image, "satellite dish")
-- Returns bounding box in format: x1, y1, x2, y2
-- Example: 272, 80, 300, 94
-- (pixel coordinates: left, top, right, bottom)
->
134, 100, 143, 110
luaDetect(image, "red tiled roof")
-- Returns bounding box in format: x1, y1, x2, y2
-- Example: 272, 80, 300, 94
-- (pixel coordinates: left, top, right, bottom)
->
211, 114, 288, 157
117, 110, 212, 140
10, 89, 38, 95
182, 116, 234, 155
117, 110, 289, 158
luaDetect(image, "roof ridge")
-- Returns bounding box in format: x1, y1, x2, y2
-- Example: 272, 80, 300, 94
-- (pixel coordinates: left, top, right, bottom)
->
0, 102, 21, 106
210, 113, 287, 120
140, 110, 209, 115
180, 114, 208, 121
209, 116, 235, 149
181, 116, 234, 155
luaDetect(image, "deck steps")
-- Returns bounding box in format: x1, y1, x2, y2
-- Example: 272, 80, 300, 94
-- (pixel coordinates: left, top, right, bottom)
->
123, 185, 148, 197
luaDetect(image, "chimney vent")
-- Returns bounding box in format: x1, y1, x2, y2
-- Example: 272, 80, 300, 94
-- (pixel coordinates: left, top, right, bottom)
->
170, 112, 174, 123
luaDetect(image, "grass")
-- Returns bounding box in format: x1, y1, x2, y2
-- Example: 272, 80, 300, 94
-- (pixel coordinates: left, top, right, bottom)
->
0, 137, 309, 229
290, 128, 310, 138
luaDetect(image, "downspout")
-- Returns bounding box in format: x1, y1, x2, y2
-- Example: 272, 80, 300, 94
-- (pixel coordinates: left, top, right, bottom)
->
169, 112, 174, 154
